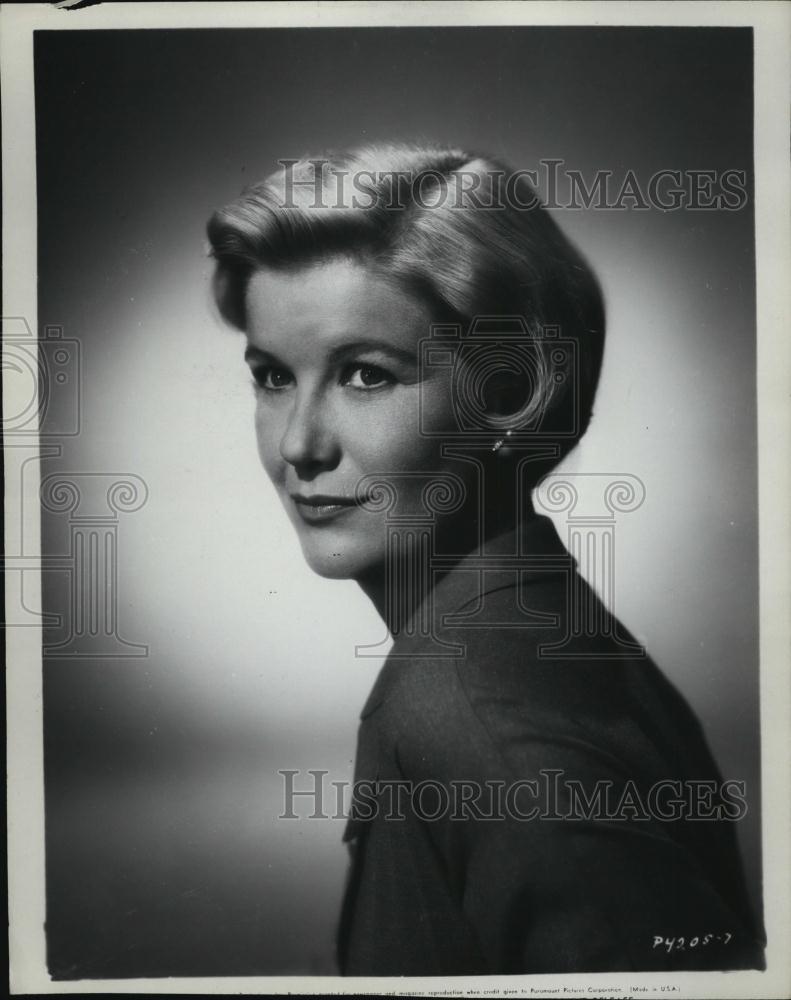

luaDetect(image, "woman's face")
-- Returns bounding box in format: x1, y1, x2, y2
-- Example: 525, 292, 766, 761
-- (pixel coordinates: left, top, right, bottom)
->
245, 259, 470, 582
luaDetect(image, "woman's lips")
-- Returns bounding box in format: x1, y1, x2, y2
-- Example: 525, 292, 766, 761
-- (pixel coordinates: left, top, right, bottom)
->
290, 493, 365, 524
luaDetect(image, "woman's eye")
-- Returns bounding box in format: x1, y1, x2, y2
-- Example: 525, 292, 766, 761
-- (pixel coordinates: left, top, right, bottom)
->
343, 364, 395, 390
252, 366, 293, 391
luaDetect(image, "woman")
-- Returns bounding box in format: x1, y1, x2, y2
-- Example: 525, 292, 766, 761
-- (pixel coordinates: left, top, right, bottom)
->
207, 144, 765, 975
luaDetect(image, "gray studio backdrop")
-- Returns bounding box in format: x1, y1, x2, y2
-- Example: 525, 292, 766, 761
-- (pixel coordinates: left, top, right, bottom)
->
34, 27, 759, 977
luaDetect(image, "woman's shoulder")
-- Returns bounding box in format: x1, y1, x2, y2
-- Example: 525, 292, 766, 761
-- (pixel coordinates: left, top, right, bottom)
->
374, 586, 714, 789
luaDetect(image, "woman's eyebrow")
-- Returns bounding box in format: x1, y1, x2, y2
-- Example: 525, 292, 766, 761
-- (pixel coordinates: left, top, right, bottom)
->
245, 340, 418, 367
244, 344, 279, 365
326, 340, 417, 366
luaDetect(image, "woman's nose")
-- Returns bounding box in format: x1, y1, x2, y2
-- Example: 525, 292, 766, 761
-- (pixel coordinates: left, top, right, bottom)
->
278, 390, 340, 471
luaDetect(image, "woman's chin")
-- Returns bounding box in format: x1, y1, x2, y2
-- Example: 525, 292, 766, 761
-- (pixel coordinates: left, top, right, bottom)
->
299, 538, 379, 581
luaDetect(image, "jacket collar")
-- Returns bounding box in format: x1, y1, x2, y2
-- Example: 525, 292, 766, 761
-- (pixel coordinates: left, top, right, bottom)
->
358, 513, 572, 719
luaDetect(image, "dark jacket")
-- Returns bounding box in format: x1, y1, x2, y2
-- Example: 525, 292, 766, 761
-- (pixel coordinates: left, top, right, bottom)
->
337, 515, 765, 975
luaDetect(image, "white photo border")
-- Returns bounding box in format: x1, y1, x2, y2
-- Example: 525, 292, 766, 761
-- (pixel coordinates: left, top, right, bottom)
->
3, 2, 789, 996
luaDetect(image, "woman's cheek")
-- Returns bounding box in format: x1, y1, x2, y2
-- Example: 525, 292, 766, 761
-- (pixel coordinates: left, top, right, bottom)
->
338, 393, 405, 466
381, 384, 451, 468
414, 375, 459, 437
254, 410, 286, 483
351, 414, 439, 473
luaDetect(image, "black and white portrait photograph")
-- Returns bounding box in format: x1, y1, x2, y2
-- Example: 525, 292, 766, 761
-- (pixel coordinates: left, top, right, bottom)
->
3, 2, 790, 997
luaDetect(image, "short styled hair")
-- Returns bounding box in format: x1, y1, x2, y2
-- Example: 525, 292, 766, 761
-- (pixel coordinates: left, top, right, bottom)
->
207, 142, 605, 463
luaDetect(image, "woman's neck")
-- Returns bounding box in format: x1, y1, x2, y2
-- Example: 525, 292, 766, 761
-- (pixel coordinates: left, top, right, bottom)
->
357, 488, 535, 633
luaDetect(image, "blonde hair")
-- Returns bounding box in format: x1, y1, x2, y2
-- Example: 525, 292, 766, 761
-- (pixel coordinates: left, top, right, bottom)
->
207, 142, 605, 461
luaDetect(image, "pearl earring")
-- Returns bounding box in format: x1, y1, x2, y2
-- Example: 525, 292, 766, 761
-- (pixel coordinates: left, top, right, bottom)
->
491, 429, 513, 453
